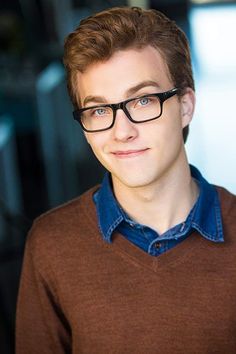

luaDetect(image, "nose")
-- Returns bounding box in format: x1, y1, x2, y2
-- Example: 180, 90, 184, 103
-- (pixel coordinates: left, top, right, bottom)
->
112, 109, 138, 142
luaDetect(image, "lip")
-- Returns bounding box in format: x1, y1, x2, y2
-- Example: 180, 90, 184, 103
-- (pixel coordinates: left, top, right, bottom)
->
112, 148, 149, 158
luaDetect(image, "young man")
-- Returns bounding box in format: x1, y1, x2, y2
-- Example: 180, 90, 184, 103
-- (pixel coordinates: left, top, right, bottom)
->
16, 7, 236, 354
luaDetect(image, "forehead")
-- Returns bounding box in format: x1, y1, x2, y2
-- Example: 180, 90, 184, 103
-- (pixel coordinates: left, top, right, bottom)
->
76, 46, 173, 103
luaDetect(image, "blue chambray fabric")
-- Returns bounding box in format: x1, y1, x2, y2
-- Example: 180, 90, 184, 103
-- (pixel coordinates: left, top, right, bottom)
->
93, 165, 224, 256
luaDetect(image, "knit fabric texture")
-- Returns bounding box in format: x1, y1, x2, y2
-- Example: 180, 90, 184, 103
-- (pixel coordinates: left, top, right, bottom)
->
16, 185, 236, 354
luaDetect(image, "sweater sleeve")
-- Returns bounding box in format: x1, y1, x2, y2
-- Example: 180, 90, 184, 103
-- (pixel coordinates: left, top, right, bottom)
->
16, 226, 71, 354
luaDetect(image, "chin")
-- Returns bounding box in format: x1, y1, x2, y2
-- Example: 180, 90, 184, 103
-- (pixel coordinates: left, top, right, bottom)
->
114, 173, 159, 190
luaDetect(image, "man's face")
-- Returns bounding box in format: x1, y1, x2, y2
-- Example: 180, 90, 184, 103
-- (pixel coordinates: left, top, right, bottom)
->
76, 46, 194, 192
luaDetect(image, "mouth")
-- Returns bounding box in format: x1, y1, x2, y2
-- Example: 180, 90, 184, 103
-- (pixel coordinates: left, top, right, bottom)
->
112, 148, 149, 158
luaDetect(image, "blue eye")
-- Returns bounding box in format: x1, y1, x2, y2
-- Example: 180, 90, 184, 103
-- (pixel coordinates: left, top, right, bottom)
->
139, 97, 150, 106
95, 108, 106, 116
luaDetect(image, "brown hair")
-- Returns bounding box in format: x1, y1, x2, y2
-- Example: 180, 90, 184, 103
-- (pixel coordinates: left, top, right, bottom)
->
63, 6, 194, 142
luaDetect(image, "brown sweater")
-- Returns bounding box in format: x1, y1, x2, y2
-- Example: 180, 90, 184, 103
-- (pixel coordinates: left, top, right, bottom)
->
16, 185, 236, 354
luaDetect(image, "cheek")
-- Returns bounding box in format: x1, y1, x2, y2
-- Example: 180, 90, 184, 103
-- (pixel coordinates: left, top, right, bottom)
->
164, 106, 183, 136
148, 112, 184, 153
84, 133, 106, 155
153, 111, 182, 139
84, 132, 92, 146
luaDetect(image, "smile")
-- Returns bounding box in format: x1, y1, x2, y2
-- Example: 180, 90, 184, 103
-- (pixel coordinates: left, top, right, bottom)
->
112, 148, 149, 158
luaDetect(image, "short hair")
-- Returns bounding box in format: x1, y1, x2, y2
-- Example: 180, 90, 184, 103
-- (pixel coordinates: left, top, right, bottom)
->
63, 6, 194, 142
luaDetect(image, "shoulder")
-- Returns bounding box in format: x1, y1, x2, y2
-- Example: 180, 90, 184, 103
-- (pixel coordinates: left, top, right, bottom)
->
26, 185, 101, 267
35, 186, 99, 223
216, 186, 236, 212
216, 185, 236, 228
35, 185, 99, 229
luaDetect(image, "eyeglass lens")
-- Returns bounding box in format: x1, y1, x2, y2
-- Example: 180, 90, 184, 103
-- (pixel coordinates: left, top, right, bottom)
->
81, 95, 162, 131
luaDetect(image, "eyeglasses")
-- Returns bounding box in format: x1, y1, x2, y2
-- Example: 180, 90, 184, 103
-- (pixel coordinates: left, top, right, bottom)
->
73, 87, 179, 133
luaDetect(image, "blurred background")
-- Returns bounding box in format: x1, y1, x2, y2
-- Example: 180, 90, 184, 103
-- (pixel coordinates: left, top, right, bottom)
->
0, 0, 235, 353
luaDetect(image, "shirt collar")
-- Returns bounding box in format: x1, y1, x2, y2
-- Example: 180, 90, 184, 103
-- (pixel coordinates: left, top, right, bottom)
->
93, 165, 224, 243
189, 165, 224, 242
93, 173, 123, 243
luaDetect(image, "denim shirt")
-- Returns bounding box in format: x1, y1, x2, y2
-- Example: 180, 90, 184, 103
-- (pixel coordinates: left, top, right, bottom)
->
93, 165, 224, 256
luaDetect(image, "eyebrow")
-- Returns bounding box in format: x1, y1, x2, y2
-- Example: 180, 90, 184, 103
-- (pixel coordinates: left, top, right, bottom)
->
82, 80, 160, 107
126, 80, 160, 97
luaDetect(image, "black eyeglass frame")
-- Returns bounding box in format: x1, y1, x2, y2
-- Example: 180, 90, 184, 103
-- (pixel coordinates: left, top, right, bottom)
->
73, 87, 180, 133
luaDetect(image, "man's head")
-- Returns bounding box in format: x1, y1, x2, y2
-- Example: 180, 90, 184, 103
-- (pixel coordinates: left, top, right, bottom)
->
63, 6, 194, 142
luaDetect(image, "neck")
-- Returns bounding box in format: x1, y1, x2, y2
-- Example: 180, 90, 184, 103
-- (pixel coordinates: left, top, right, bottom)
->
112, 157, 199, 235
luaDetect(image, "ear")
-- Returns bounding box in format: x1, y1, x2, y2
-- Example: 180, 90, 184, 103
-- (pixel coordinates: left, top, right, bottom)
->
180, 88, 196, 128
